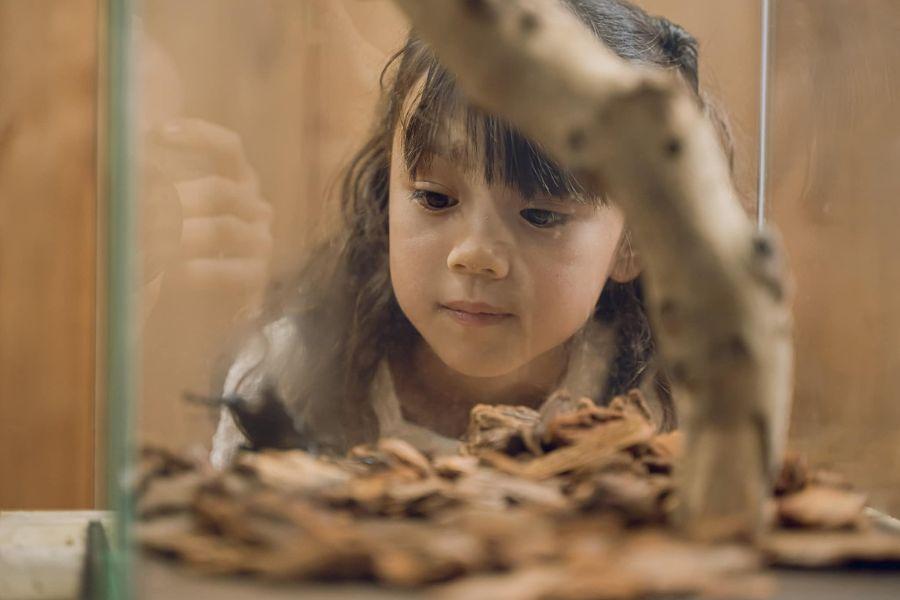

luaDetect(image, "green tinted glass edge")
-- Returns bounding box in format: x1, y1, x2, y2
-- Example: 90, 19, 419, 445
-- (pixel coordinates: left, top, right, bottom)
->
106, 0, 136, 596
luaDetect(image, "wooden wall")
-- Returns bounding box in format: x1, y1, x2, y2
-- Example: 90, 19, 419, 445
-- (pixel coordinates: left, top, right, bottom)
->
0, 2, 97, 508
767, 1, 900, 515
1, 0, 897, 516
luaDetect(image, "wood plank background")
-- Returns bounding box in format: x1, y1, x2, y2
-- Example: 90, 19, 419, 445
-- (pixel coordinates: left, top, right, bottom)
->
767, 0, 900, 515
0, 2, 97, 508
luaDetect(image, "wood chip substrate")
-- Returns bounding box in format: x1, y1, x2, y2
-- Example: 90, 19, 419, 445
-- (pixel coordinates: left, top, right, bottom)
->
137, 390, 900, 598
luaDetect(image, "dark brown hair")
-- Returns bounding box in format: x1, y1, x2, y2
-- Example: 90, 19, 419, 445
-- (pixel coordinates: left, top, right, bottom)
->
258, 0, 728, 452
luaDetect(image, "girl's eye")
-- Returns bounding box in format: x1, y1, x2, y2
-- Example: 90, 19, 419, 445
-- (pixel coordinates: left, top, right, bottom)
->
412, 189, 458, 211
520, 208, 570, 228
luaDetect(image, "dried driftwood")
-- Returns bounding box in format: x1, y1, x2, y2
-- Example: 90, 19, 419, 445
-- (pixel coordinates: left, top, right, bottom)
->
387, 0, 794, 539
138, 389, 899, 596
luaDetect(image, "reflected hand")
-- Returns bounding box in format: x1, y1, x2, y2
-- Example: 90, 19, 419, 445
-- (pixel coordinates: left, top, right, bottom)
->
142, 118, 273, 322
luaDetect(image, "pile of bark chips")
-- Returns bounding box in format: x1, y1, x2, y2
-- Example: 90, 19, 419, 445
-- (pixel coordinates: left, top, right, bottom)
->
137, 389, 900, 599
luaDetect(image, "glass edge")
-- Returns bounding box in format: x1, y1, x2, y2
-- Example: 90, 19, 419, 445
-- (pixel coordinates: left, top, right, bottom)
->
105, 0, 137, 596
757, 0, 775, 229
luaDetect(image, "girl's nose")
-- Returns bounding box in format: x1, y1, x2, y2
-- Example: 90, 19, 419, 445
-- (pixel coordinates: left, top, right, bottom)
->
447, 235, 510, 279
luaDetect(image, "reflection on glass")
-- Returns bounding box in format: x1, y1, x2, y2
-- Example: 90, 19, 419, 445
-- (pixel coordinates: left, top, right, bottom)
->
135, 1, 402, 456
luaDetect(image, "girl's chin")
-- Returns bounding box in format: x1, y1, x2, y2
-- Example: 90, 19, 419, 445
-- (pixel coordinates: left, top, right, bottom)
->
435, 349, 524, 379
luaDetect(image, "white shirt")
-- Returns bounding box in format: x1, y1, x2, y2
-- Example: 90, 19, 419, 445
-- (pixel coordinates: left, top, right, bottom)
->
209, 316, 659, 469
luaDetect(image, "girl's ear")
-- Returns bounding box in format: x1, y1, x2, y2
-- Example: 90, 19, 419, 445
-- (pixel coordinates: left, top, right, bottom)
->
609, 234, 641, 283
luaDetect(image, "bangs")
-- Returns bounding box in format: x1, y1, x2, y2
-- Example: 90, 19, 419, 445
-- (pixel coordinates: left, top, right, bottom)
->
398, 59, 604, 205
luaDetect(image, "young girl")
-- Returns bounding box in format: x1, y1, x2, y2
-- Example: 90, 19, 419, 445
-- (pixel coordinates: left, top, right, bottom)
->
210, 0, 732, 468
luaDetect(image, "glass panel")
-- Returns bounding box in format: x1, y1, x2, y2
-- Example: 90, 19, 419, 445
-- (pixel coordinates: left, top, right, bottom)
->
769, 0, 900, 515
134, 0, 406, 454
110, 0, 900, 593
105, 0, 137, 594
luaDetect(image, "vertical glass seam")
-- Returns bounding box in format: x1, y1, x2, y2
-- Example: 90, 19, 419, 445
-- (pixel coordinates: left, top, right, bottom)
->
105, 0, 136, 596
757, 0, 773, 229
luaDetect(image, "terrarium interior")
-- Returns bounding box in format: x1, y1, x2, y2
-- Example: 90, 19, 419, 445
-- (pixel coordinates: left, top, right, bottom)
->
118, 0, 900, 593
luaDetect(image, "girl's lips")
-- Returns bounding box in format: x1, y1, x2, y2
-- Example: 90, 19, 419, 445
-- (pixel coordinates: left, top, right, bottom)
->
440, 302, 513, 327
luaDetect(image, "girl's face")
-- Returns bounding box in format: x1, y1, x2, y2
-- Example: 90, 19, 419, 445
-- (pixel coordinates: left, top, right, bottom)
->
388, 122, 633, 379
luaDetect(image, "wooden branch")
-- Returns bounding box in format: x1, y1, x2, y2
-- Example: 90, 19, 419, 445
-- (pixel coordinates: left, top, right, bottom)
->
391, 0, 793, 539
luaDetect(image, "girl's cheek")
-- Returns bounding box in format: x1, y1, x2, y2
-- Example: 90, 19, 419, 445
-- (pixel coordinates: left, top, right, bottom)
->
524, 219, 616, 276
389, 201, 448, 297
535, 260, 595, 322
390, 203, 447, 257
529, 223, 618, 321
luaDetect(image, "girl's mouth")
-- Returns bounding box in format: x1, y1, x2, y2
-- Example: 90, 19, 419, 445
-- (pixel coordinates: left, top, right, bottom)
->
440, 301, 513, 327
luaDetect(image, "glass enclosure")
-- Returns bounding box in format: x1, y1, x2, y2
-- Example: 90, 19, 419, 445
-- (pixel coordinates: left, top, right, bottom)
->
105, 0, 900, 594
